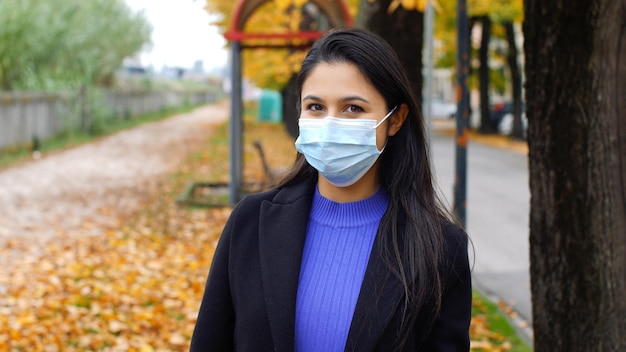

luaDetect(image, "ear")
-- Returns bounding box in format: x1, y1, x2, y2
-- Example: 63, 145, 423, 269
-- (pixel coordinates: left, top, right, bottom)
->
387, 103, 408, 136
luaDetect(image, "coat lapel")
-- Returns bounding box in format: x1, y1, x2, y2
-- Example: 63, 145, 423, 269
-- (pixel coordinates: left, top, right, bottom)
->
258, 181, 314, 352
344, 232, 405, 352
258, 181, 405, 351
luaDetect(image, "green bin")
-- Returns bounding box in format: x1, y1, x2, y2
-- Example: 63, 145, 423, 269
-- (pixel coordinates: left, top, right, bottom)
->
258, 90, 282, 123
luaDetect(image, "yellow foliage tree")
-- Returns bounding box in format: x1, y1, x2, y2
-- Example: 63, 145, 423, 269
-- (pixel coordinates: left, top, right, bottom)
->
468, 0, 523, 21
434, 0, 523, 67
203, 0, 359, 90
389, 0, 429, 13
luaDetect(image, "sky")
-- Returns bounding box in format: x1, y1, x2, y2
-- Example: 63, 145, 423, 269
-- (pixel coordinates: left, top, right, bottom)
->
124, 0, 228, 72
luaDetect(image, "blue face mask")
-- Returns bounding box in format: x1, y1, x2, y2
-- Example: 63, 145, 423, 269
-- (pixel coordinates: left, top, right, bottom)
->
294, 106, 397, 187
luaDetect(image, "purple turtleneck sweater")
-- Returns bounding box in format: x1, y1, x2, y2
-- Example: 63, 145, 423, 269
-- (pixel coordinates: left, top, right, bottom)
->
294, 187, 389, 352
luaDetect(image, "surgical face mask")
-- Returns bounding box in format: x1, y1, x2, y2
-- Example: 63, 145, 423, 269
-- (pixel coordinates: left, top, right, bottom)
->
294, 106, 397, 187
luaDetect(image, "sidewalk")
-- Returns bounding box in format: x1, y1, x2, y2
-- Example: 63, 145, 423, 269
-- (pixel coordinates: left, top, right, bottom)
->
0, 102, 229, 243
430, 118, 534, 343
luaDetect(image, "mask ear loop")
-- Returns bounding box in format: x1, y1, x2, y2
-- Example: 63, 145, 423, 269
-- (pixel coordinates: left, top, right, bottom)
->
374, 105, 399, 129
374, 105, 399, 152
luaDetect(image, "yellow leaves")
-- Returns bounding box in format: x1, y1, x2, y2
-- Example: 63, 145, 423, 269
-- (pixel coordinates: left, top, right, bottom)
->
136, 344, 155, 352
469, 295, 527, 351
243, 49, 307, 90
1, 205, 258, 346
471, 315, 510, 350
168, 333, 187, 346
133, 344, 154, 352
0, 104, 517, 350
274, 0, 308, 10
108, 320, 129, 334
0, 195, 233, 350
388, 0, 429, 13
467, 0, 524, 20
204, 0, 361, 90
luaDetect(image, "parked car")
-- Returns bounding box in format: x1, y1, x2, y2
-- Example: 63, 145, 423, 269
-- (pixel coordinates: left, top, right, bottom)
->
498, 111, 527, 137
491, 100, 527, 136
469, 99, 527, 137
424, 98, 457, 118
490, 101, 524, 126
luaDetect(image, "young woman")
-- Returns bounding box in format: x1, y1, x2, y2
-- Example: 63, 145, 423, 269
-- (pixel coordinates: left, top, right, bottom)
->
190, 28, 472, 352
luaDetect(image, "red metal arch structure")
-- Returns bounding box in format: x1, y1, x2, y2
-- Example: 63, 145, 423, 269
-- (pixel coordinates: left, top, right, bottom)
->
224, 0, 353, 204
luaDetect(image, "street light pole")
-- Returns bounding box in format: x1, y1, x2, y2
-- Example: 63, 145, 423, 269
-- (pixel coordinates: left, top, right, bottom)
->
229, 41, 243, 205
454, 0, 469, 226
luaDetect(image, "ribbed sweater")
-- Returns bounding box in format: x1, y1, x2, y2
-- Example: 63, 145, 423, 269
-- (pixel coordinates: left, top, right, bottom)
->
294, 187, 389, 352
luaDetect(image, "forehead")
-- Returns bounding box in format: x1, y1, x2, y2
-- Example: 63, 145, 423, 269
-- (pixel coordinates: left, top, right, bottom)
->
301, 62, 382, 101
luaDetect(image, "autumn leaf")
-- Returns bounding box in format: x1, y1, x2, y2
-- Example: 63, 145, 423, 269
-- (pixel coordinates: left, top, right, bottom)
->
0, 102, 521, 350
204, 0, 360, 90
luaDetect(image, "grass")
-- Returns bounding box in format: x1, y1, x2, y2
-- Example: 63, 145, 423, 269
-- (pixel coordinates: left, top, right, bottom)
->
172, 100, 294, 207
471, 290, 533, 351
0, 102, 218, 170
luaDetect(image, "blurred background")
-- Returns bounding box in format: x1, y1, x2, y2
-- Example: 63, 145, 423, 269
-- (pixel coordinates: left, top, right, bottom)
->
4, 0, 621, 351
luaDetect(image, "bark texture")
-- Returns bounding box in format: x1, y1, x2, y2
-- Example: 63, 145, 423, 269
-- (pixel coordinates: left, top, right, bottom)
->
478, 15, 495, 134
357, 0, 424, 101
524, 0, 626, 350
504, 21, 524, 139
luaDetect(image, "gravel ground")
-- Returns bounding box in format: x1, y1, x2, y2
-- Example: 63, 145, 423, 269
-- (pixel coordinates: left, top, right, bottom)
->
0, 101, 229, 245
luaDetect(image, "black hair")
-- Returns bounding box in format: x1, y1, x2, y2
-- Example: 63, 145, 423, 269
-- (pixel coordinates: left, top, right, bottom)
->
278, 28, 458, 349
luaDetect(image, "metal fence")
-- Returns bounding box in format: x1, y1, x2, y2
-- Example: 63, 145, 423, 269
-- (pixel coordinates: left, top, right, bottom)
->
0, 88, 218, 149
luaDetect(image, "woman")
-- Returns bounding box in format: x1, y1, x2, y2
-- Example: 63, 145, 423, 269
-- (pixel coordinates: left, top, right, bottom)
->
190, 28, 471, 351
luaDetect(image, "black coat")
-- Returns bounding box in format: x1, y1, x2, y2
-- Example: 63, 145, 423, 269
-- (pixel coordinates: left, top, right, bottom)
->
190, 180, 472, 351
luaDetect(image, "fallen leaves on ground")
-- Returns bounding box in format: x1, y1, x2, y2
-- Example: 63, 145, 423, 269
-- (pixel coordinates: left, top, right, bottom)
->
0, 110, 295, 351
471, 312, 513, 351
0, 107, 524, 351
0, 194, 232, 351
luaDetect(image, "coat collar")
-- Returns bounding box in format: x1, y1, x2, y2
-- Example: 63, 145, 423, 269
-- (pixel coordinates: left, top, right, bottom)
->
257, 180, 403, 352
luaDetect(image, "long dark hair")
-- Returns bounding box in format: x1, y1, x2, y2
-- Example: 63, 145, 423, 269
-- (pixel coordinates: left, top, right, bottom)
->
278, 28, 455, 349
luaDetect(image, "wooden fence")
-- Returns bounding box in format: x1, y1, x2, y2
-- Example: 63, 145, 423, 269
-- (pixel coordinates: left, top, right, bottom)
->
0, 88, 218, 149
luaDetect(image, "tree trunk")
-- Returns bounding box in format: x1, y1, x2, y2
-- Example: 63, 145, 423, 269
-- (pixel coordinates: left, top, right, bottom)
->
524, 0, 626, 350
281, 74, 299, 139
504, 21, 523, 139
478, 15, 495, 134
357, 0, 424, 101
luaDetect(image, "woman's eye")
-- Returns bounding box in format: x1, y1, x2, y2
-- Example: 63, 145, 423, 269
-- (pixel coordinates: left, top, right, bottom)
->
306, 103, 324, 112
345, 105, 364, 113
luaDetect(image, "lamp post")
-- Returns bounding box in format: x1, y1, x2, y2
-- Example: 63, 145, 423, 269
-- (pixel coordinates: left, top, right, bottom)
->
229, 41, 243, 205
454, 0, 469, 226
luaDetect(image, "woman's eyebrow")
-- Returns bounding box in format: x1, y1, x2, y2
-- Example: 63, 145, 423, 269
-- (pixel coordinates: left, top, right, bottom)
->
302, 95, 322, 101
340, 96, 370, 103
301, 95, 370, 103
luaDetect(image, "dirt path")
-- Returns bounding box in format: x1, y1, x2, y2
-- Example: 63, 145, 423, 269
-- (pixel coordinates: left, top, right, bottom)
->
0, 101, 229, 245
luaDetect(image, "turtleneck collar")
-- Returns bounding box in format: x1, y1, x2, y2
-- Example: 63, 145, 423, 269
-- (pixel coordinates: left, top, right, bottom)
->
309, 186, 389, 227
